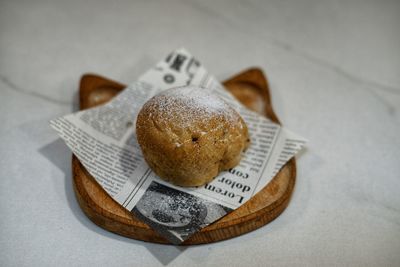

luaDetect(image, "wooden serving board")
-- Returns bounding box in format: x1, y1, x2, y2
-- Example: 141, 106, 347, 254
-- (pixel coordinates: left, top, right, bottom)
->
73, 68, 296, 245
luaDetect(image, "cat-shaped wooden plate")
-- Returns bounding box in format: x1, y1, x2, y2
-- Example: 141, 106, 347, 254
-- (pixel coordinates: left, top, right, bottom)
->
73, 68, 296, 244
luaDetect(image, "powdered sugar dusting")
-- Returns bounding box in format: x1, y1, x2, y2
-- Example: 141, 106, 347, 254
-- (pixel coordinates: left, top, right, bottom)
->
143, 86, 238, 128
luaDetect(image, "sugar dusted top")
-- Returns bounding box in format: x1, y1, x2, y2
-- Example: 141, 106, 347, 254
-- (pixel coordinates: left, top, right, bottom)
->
141, 86, 238, 128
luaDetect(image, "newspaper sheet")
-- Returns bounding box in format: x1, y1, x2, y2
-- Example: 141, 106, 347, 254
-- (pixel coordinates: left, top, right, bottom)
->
50, 48, 307, 244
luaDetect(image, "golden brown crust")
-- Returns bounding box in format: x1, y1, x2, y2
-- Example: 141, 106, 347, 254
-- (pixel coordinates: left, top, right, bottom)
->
136, 86, 250, 187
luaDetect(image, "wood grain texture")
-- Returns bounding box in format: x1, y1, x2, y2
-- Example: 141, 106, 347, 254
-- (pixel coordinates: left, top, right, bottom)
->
72, 68, 296, 245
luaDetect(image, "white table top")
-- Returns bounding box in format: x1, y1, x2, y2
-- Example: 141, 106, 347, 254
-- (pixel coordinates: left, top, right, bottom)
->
1, 0, 399, 266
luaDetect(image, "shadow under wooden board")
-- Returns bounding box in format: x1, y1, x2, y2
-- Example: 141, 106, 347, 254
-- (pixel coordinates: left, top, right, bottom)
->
73, 68, 296, 245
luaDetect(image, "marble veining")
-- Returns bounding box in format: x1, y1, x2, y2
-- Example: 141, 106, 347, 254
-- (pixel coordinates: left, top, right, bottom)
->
0, 74, 71, 106
185, 0, 400, 94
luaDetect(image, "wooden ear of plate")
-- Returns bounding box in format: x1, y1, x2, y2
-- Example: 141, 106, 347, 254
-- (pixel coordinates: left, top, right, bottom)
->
72, 68, 296, 245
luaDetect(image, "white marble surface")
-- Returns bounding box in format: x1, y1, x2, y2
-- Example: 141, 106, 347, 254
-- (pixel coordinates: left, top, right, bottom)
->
1, 0, 399, 266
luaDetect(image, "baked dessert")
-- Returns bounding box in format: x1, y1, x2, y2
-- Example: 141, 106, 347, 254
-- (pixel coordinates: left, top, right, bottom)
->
136, 86, 250, 187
